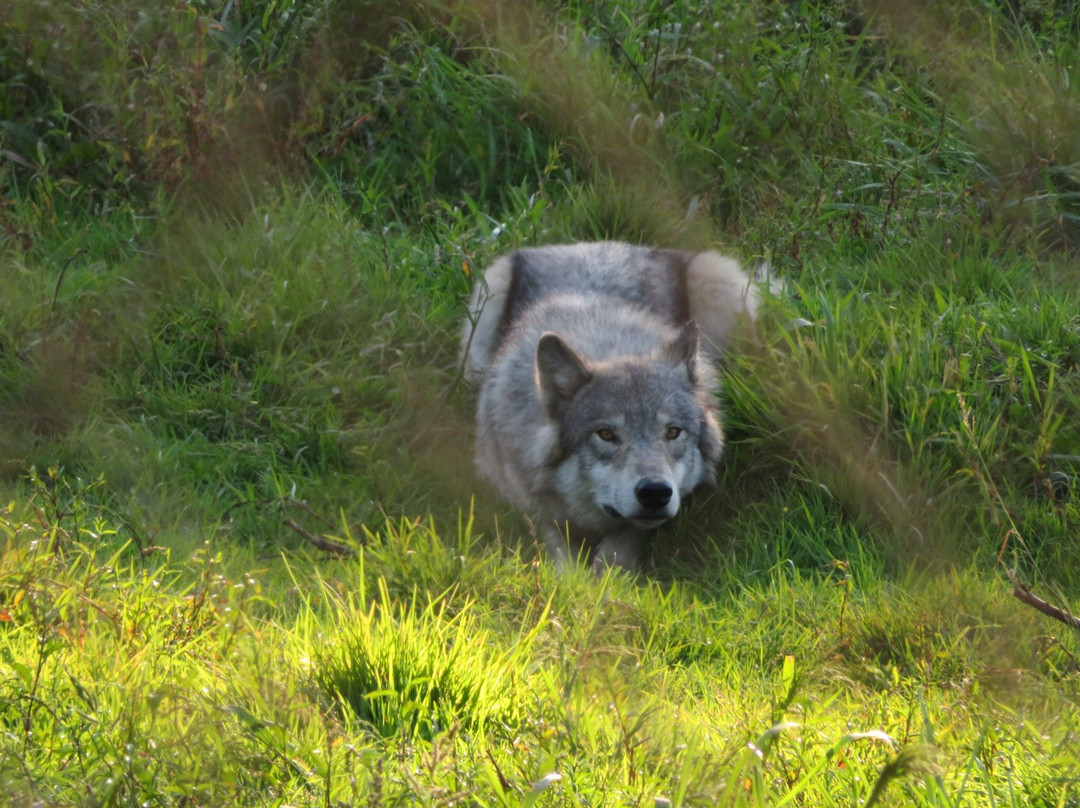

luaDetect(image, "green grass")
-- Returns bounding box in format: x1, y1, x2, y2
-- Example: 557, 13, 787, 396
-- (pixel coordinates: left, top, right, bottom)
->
2, 487, 1076, 805
2, 0, 1079, 805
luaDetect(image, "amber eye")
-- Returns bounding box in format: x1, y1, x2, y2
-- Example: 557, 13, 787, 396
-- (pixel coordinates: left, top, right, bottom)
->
665, 426, 682, 440
596, 428, 616, 442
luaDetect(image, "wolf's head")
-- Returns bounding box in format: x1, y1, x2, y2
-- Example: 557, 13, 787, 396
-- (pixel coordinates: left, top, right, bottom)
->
535, 325, 723, 531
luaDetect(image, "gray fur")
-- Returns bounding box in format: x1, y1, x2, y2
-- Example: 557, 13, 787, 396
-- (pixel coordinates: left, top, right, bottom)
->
461, 241, 760, 572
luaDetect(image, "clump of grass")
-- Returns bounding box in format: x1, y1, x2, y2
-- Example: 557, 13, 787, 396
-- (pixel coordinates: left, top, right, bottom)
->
309, 574, 545, 740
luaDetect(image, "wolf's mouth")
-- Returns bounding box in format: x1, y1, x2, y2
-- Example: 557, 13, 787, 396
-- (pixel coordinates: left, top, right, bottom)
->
604, 504, 670, 527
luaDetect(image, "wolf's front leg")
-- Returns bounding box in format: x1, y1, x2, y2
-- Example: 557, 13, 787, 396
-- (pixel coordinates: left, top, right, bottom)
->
541, 523, 573, 571
592, 529, 647, 574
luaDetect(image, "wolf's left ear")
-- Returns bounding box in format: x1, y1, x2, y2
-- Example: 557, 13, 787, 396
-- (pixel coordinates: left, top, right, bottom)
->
536, 333, 592, 418
661, 323, 700, 383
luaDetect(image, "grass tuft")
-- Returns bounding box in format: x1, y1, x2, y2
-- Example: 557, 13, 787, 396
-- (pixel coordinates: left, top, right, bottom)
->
309, 573, 545, 739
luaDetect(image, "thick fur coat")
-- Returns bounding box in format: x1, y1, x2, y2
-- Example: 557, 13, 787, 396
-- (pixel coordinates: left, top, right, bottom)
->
461, 242, 759, 571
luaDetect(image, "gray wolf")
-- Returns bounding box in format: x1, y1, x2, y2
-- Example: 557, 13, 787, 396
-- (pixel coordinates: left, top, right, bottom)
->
461, 241, 760, 572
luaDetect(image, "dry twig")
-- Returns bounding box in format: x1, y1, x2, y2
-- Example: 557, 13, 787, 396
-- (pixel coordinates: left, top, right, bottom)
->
282, 518, 354, 558
223, 496, 355, 557
1007, 569, 1080, 632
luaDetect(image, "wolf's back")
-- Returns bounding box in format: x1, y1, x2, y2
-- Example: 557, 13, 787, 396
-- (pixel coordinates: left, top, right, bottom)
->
461, 242, 759, 382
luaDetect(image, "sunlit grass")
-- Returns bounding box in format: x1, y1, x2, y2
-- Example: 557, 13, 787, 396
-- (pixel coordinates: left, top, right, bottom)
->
1, 485, 1076, 805
1, 0, 1079, 805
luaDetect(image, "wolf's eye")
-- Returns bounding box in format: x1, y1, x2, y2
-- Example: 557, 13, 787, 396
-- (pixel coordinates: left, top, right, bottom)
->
596, 428, 617, 442
665, 426, 682, 440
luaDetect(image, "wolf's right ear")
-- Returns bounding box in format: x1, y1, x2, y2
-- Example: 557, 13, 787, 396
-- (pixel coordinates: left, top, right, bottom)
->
536, 333, 592, 418
661, 323, 700, 383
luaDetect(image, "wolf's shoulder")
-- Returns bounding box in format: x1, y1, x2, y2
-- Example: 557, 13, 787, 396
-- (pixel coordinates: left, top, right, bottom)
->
460, 241, 762, 382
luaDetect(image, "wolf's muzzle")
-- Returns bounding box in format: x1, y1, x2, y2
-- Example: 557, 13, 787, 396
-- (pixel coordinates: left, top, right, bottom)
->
634, 479, 673, 511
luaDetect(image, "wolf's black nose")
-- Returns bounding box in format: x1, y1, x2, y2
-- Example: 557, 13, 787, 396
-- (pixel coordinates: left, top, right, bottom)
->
635, 480, 673, 510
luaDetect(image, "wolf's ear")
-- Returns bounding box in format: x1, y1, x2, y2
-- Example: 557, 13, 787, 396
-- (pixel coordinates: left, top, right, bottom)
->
661, 323, 700, 383
536, 333, 592, 417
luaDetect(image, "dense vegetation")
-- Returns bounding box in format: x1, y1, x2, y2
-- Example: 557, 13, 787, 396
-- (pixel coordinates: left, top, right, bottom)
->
1, 0, 1078, 804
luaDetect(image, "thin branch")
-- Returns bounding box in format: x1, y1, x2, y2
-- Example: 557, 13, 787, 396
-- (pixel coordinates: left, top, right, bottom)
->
281, 497, 336, 530
221, 496, 336, 529
282, 518, 354, 558
1007, 569, 1080, 633
223, 496, 355, 557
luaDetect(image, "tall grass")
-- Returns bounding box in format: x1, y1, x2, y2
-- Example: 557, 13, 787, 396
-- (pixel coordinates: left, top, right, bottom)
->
1, 484, 1075, 805
1, 0, 1078, 805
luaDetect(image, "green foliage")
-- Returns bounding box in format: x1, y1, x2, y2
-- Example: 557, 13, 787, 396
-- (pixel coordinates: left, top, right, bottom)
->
0, 496, 1076, 806
719, 242, 1080, 576
310, 574, 545, 738
0, 473, 281, 805
1, 0, 1079, 804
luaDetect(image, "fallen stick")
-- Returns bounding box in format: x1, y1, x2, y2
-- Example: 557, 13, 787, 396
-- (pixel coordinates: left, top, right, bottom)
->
283, 517, 355, 558
1007, 569, 1080, 632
